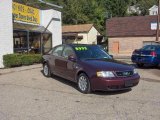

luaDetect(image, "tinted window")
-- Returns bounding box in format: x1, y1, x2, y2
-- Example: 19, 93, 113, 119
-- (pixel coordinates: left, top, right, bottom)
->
142, 45, 156, 51
62, 46, 75, 58
74, 45, 111, 60
52, 45, 64, 56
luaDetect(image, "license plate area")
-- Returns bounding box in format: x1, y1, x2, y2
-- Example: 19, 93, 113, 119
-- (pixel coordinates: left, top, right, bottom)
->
125, 80, 133, 87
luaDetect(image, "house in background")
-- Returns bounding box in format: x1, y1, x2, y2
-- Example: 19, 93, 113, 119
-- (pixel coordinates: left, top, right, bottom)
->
62, 24, 103, 44
149, 5, 158, 15
127, 5, 141, 15
106, 15, 159, 56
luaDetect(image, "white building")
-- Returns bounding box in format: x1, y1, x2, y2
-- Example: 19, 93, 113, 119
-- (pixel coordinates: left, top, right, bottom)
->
149, 5, 158, 15
62, 24, 102, 45
0, 1, 62, 68
127, 5, 141, 15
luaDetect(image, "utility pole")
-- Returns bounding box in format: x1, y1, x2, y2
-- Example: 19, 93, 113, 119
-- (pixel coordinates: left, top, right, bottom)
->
156, 0, 160, 42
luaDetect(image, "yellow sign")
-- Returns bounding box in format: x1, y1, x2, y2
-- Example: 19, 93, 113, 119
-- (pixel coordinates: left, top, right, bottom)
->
12, 2, 40, 24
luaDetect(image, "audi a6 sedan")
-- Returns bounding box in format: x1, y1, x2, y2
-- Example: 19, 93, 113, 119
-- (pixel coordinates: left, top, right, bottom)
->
131, 45, 160, 67
42, 44, 140, 94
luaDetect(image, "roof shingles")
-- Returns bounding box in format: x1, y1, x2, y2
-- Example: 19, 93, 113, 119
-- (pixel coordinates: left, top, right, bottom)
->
106, 15, 158, 37
62, 24, 93, 33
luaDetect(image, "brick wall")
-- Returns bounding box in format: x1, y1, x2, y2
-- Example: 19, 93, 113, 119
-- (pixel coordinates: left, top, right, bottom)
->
108, 37, 157, 56
0, 0, 13, 68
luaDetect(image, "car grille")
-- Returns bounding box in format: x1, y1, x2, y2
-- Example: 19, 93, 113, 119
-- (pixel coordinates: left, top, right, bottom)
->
115, 71, 134, 77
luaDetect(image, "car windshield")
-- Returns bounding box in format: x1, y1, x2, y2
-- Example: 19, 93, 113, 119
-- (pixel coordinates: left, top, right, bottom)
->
73, 45, 112, 60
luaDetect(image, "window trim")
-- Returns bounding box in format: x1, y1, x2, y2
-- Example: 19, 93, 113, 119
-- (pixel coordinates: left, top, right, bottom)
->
62, 45, 76, 59
51, 45, 64, 57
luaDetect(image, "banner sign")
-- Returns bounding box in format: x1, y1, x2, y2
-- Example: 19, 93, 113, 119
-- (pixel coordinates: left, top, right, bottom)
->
12, 2, 40, 25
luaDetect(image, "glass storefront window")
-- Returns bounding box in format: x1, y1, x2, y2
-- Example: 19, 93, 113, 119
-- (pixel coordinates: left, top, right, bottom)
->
13, 31, 28, 53
29, 32, 41, 54
13, 30, 52, 54
42, 33, 52, 53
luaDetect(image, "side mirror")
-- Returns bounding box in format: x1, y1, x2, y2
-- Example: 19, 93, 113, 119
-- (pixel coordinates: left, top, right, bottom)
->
68, 55, 76, 62
109, 55, 113, 59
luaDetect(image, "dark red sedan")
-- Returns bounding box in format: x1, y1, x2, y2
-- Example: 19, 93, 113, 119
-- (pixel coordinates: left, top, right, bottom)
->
42, 44, 140, 93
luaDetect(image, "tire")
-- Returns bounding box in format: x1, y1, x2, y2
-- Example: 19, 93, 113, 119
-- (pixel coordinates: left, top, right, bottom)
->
154, 64, 159, 68
136, 63, 144, 68
77, 73, 91, 94
43, 63, 51, 77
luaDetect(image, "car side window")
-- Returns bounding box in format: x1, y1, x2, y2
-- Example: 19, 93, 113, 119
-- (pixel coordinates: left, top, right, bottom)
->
52, 46, 63, 56
62, 46, 75, 58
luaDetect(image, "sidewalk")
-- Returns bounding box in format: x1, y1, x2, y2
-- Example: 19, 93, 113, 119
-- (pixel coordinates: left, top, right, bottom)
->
0, 64, 42, 75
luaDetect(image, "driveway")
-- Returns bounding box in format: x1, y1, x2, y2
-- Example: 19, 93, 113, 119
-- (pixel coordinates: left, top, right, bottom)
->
0, 64, 160, 120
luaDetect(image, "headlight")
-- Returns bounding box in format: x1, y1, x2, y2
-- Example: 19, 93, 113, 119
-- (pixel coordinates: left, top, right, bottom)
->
97, 71, 115, 78
134, 69, 138, 74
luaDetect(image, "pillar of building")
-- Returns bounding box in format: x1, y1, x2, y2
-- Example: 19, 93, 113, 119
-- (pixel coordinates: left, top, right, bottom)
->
0, 0, 13, 68
41, 9, 62, 47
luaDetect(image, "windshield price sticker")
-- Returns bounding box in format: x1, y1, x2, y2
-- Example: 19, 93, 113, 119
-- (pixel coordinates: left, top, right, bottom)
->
75, 47, 88, 51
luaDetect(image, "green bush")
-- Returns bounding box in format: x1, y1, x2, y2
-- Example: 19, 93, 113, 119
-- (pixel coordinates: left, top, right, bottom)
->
3, 54, 22, 67
21, 55, 34, 65
3, 54, 42, 68
32, 54, 42, 63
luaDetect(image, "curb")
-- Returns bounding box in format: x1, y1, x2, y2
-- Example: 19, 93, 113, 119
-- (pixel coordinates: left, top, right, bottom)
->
0, 64, 42, 75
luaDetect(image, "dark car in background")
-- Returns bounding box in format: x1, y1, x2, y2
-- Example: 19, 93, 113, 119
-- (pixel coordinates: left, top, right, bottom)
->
42, 44, 140, 94
131, 45, 160, 67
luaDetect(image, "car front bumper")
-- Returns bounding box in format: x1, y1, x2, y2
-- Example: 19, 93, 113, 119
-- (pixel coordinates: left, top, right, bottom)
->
91, 75, 140, 91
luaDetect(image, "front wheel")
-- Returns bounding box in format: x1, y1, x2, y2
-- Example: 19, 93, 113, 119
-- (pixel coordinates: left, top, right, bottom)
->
77, 73, 91, 94
43, 63, 51, 77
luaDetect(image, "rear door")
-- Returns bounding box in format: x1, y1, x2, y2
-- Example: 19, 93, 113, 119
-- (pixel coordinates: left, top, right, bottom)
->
49, 45, 64, 76
156, 46, 160, 63
61, 46, 77, 81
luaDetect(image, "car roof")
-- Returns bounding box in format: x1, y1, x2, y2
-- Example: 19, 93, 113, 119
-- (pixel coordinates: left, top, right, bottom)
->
144, 45, 160, 47
66, 44, 98, 47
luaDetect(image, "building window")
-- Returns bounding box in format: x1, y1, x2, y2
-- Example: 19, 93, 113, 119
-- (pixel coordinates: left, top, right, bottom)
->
13, 30, 52, 54
42, 33, 52, 53
13, 31, 28, 53
29, 32, 41, 54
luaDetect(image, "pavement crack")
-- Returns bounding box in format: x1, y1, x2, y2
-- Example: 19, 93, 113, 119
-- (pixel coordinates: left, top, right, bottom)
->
0, 83, 159, 106
141, 77, 160, 83
0, 66, 42, 76
0, 83, 79, 96
0, 111, 8, 120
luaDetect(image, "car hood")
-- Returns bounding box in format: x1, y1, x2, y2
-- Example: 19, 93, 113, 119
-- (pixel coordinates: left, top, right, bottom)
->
81, 59, 134, 71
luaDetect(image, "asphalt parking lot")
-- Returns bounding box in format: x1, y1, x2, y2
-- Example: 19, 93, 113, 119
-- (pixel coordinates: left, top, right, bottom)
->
0, 64, 160, 120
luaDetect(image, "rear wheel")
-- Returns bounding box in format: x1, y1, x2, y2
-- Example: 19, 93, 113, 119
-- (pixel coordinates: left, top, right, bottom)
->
77, 73, 91, 94
154, 63, 159, 68
136, 63, 144, 68
43, 63, 51, 77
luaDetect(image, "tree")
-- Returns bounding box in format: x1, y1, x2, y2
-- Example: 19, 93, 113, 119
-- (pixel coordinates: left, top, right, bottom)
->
52, 0, 106, 34
82, 0, 106, 33
136, 0, 158, 15
104, 0, 131, 17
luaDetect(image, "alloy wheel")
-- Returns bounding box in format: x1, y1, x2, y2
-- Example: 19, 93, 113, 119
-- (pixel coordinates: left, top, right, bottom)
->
78, 73, 91, 94
43, 63, 51, 77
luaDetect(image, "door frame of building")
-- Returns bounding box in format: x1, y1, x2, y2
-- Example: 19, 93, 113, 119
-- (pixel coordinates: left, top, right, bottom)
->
112, 41, 119, 54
